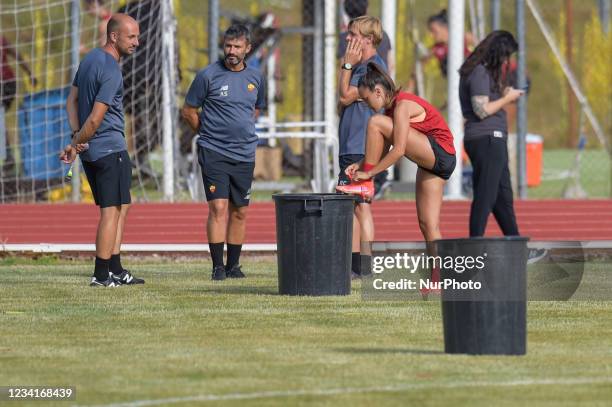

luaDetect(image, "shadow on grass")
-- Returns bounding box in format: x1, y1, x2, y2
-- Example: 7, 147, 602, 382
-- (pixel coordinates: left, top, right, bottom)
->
196, 285, 279, 295
336, 347, 444, 355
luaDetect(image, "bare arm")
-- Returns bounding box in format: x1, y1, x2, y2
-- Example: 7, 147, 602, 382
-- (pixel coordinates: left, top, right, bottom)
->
365, 102, 416, 178
66, 86, 80, 134
338, 68, 360, 106
73, 102, 109, 145
338, 37, 362, 107
60, 98, 107, 163
181, 104, 201, 133
471, 88, 524, 120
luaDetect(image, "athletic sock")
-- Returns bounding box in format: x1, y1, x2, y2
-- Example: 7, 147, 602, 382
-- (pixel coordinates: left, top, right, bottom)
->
209, 242, 225, 268
110, 254, 123, 275
351, 252, 361, 275
360, 254, 372, 276
226, 243, 242, 269
94, 257, 111, 281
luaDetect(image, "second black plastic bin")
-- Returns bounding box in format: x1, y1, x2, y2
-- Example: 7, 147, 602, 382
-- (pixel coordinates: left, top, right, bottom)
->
436, 237, 529, 355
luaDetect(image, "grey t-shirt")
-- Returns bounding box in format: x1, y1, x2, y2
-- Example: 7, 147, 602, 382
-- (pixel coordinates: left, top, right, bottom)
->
72, 48, 126, 162
459, 64, 508, 140
185, 60, 266, 162
338, 54, 387, 156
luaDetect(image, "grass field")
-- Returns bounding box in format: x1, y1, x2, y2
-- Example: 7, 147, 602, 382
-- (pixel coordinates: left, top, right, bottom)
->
528, 149, 611, 199
1, 256, 611, 406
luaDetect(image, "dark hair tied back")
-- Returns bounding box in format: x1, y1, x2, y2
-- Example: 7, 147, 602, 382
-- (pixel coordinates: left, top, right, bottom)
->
358, 62, 398, 99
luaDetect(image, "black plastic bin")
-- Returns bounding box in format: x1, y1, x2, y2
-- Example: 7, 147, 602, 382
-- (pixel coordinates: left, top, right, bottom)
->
273, 193, 355, 296
436, 237, 529, 355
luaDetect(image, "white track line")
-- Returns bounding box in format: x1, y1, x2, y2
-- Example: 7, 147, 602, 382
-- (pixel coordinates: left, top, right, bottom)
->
77, 376, 612, 407
0, 243, 277, 253
3, 241, 612, 253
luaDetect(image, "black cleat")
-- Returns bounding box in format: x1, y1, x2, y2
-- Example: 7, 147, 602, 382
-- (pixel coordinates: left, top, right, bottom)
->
226, 264, 246, 278
112, 270, 145, 285
211, 265, 226, 281
90, 276, 120, 287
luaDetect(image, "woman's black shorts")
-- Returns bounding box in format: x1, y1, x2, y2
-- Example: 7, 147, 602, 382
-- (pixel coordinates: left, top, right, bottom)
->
420, 136, 456, 180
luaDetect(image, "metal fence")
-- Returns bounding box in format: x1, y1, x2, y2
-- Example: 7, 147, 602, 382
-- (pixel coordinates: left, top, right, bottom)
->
0, 0, 609, 202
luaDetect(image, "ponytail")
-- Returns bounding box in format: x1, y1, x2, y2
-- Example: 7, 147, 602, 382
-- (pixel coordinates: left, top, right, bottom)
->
358, 62, 398, 102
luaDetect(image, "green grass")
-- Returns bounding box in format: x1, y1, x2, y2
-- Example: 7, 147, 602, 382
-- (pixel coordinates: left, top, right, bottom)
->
528, 149, 611, 199
528, 149, 612, 199
1, 257, 611, 406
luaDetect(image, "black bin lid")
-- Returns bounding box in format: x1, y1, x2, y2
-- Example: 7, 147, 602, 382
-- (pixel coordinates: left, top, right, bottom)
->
273, 193, 356, 202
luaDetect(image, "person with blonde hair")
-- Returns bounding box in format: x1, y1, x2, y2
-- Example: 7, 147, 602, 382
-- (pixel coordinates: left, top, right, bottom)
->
338, 0, 395, 200
337, 15, 387, 278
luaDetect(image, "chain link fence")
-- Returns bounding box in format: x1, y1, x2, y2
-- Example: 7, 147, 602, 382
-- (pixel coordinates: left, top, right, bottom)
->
0, 0, 609, 202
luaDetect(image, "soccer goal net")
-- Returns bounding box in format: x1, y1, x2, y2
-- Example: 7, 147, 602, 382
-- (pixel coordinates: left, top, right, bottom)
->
0, 0, 177, 203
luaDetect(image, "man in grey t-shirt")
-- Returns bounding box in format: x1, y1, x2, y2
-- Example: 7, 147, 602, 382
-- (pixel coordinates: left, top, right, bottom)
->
336, 16, 387, 278
337, 0, 393, 199
182, 24, 266, 281
61, 14, 144, 287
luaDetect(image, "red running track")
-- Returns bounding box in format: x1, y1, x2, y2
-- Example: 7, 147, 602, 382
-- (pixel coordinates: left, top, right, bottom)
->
1, 200, 611, 244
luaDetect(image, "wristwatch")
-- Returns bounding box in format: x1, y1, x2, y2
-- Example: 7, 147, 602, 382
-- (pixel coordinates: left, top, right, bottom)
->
342, 62, 353, 70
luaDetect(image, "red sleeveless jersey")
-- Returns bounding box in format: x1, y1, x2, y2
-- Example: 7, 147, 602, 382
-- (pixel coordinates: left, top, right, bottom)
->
385, 91, 456, 155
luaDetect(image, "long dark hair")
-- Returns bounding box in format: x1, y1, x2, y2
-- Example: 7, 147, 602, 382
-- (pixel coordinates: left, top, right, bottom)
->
459, 30, 518, 91
358, 62, 399, 104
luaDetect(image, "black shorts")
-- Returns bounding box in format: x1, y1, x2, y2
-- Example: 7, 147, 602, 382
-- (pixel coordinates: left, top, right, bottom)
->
198, 146, 255, 207
338, 154, 369, 204
421, 136, 456, 180
82, 150, 132, 208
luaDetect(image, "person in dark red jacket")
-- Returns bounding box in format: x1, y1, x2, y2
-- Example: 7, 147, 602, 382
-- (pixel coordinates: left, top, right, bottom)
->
1, 36, 37, 110
1, 35, 37, 175
337, 62, 456, 243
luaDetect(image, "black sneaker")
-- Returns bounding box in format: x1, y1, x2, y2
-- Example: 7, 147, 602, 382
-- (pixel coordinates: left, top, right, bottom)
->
90, 276, 120, 287
112, 270, 145, 285
212, 265, 226, 281
226, 264, 246, 278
